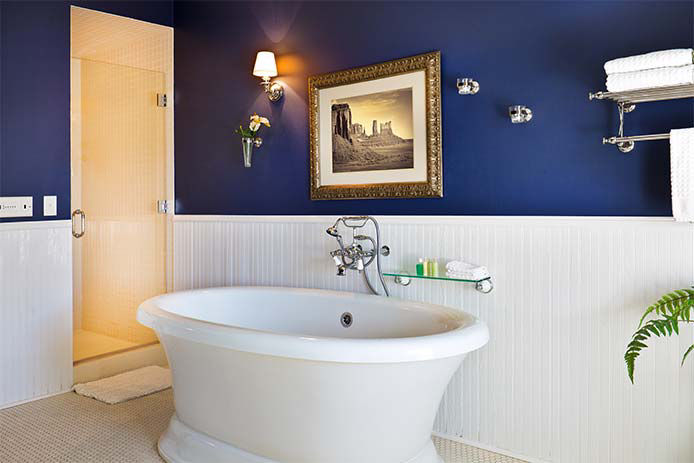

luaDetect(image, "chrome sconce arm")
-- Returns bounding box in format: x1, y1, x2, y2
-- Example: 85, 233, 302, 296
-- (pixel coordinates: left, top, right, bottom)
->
260, 77, 284, 102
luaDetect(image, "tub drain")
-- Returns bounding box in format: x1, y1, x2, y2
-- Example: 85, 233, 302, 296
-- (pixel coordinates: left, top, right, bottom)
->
340, 312, 353, 328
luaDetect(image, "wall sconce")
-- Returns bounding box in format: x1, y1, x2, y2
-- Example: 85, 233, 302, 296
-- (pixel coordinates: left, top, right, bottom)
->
253, 51, 284, 102
509, 105, 533, 123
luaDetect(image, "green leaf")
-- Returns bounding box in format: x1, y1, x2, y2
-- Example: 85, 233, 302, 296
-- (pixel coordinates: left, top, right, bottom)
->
624, 288, 694, 383
683, 344, 694, 366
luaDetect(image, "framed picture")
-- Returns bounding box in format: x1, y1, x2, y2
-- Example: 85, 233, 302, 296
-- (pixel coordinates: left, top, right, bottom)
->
308, 51, 442, 200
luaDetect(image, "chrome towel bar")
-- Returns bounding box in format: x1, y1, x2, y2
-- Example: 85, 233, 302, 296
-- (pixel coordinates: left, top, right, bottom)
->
603, 133, 670, 145
589, 84, 694, 152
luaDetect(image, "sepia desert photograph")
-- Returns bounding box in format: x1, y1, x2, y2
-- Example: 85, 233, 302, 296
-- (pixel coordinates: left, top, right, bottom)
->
331, 88, 414, 173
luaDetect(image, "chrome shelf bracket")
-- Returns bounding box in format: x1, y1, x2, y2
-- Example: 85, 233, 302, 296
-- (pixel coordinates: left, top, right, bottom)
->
389, 273, 494, 294
615, 102, 635, 153
590, 84, 694, 152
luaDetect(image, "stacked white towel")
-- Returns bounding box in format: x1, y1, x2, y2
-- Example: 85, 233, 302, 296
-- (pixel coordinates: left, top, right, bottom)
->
445, 261, 489, 281
605, 49, 693, 74
607, 65, 694, 92
670, 128, 694, 222
603, 48, 694, 92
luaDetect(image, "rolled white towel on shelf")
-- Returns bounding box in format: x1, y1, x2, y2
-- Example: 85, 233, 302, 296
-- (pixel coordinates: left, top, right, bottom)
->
445, 261, 489, 280
604, 48, 693, 75
670, 128, 694, 222
605, 65, 694, 92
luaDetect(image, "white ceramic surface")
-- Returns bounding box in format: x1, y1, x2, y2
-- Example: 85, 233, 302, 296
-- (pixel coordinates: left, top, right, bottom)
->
138, 286, 489, 463
172, 216, 694, 463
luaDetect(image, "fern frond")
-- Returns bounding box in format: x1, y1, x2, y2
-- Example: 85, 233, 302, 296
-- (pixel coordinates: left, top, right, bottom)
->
625, 289, 694, 384
682, 344, 694, 367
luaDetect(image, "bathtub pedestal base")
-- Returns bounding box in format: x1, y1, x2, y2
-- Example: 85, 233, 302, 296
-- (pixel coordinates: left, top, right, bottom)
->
158, 415, 443, 463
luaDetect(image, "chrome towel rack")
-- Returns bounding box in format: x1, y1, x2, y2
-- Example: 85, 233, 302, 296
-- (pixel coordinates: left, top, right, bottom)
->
589, 83, 694, 153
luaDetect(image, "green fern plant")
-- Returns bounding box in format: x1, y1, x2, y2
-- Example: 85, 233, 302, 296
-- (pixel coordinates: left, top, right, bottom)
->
625, 288, 694, 383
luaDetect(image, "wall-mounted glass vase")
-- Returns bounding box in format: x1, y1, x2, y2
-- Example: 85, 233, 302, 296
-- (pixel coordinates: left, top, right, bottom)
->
241, 137, 263, 168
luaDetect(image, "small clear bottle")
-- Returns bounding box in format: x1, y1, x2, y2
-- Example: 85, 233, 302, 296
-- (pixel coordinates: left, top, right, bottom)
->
432, 259, 440, 277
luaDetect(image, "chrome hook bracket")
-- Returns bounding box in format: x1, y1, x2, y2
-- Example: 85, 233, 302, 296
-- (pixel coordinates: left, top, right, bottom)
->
457, 78, 480, 95
509, 105, 533, 123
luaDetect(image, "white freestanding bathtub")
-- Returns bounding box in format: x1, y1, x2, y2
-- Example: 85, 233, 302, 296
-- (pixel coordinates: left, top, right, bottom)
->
137, 287, 489, 463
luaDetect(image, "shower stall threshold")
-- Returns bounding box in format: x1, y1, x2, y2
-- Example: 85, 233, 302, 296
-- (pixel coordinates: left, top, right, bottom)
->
73, 340, 167, 384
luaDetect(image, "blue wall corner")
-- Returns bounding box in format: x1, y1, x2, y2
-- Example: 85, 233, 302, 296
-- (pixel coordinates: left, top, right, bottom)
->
173, 1, 693, 216
0, 1, 172, 223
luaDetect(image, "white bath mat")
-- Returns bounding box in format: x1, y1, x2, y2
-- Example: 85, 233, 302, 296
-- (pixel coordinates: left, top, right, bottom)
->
73, 366, 171, 404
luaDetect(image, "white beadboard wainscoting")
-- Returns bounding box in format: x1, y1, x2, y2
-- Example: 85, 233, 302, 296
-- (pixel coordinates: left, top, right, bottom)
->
173, 215, 694, 463
0, 221, 73, 409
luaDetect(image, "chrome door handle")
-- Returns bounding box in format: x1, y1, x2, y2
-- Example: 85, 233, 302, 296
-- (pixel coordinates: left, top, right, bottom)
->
72, 209, 85, 238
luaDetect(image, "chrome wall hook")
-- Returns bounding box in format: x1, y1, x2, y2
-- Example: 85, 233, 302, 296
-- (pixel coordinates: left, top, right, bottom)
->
457, 78, 479, 95
509, 105, 533, 123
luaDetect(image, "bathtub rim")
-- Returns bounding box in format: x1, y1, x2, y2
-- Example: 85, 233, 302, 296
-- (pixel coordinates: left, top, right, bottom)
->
137, 286, 489, 364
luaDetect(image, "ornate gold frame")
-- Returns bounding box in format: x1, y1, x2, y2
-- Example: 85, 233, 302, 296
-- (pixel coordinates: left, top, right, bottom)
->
308, 51, 442, 200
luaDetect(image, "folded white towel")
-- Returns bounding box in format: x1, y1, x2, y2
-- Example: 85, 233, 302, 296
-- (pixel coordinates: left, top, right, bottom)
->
606, 65, 694, 92
604, 49, 693, 75
445, 261, 489, 280
670, 128, 694, 222
447, 270, 490, 281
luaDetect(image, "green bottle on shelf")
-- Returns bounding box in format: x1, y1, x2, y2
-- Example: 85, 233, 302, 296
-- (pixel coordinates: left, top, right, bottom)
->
416, 258, 425, 276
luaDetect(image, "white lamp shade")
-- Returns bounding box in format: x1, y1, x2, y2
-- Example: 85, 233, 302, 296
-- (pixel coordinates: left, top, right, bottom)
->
253, 51, 278, 78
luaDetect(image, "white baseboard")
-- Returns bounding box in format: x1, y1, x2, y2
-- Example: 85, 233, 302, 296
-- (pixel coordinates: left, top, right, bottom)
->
0, 389, 73, 411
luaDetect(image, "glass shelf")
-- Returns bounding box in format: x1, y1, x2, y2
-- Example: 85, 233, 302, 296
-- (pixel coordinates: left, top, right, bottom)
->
384, 271, 494, 293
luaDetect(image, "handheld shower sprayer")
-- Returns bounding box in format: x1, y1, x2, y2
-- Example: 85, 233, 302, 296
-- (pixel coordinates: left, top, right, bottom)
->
325, 216, 390, 296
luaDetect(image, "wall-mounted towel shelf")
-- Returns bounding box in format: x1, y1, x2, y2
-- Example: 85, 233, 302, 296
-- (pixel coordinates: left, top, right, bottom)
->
384, 271, 494, 293
589, 84, 694, 152
589, 83, 694, 104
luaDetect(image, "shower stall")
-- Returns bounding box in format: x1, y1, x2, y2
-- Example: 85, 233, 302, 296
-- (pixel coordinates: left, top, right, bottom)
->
70, 7, 173, 372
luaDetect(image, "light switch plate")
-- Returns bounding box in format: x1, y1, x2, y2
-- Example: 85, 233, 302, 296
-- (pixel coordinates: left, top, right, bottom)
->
0, 196, 33, 218
43, 195, 57, 217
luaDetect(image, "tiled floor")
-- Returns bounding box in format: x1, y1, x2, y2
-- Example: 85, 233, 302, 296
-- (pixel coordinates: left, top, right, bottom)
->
73, 329, 140, 362
0, 389, 527, 463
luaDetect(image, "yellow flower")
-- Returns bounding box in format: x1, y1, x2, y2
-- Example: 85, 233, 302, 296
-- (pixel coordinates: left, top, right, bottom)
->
248, 114, 270, 131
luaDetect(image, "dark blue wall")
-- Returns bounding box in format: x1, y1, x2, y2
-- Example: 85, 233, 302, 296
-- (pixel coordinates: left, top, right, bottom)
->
0, 1, 172, 222
174, 1, 693, 216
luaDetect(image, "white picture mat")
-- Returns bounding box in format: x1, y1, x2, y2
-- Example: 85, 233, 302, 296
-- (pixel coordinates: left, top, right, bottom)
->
318, 71, 427, 186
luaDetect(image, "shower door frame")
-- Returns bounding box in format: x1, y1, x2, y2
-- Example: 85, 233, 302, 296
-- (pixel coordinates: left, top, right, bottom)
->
69, 6, 174, 361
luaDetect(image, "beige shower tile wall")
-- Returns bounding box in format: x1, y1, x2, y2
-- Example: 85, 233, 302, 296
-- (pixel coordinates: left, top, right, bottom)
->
71, 6, 172, 74
79, 59, 166, 344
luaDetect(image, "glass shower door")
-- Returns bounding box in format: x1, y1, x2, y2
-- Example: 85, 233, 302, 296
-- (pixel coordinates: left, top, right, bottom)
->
73, 58, 167, 359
